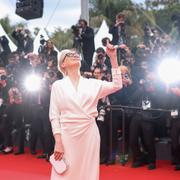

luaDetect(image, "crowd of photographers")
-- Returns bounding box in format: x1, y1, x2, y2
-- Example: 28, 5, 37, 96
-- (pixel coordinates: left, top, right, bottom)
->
0, 27, 61, 160
79, 13, 180, 171
0, 12, 180, 171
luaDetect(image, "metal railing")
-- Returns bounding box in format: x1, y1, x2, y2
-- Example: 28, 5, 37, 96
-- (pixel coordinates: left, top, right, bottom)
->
105, 105, 172, 165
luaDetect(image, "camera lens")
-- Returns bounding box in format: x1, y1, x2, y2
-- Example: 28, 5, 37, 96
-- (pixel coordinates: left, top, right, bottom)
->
0, 75, 7, 81
48, 71, 56, 78
97, 54, 104, 60
122, 73, 129, 80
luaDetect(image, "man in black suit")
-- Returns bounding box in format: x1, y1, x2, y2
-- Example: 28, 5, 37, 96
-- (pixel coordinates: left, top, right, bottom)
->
78, 19, 95, 72
12, 28, 33, 55
109, 13, 127, 65
0, 36, 11, 66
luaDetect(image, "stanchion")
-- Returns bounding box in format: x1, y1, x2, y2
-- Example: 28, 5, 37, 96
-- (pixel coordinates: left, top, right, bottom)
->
108, 106, 125, 165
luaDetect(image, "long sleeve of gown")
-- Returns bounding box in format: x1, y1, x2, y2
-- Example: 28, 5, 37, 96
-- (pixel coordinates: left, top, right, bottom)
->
98, 67, 122, 99
49, 82, 61, 135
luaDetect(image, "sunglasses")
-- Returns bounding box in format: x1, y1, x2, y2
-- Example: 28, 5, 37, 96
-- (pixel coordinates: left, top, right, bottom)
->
63, 52, 80, 61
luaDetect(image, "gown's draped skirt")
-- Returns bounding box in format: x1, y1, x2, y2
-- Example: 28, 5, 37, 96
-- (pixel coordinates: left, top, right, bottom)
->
51, 119, 100, 180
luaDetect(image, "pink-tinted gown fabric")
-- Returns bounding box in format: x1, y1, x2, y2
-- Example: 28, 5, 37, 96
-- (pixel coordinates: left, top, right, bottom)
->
49, 68, 121, 180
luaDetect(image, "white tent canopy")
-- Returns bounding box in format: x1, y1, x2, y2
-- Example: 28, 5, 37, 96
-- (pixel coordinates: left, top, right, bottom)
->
92, 20, 112, 64
33, 28, 59, 57
94, 20, 112, 50
0, 24, 17, 52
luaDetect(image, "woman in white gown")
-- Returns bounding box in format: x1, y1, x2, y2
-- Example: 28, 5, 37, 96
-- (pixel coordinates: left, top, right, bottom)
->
49, 41, 122, 180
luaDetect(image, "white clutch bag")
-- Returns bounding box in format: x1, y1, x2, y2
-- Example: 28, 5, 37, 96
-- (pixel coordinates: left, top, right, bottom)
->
49, 154, 68, 174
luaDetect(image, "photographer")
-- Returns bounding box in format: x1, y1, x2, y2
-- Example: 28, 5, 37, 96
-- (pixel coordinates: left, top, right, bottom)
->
91, 65, 111, 164
128, 70, 168, 170
119, 44, 134, 67
91, 47, 111, 73
72, 19, 95, 72
168, 86, 180, 170
46, 57, 63, 80
144, 23, 162, 54
109, 13, 127, 46
11, 28, 33, 55
4, 81, 24, 155
102, 37, 133, 67
38, 35, 47, 54
71, 25, 82, 53
38, 38, 58, 65
0, 67, 9, 151
23, 53, 46, 155
144, 23, 154, 49
0, 35, 11, 66
35, 70, 58, 160
6, 52, 23, 84
109, 13, 127, 65
0, 67, 13, 153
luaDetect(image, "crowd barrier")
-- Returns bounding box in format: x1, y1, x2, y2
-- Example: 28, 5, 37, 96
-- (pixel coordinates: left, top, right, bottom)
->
105, 105, 172, 165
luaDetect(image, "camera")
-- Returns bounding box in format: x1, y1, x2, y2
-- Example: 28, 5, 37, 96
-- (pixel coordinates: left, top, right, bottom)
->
48, 70, 56, 79
118, 21, 125, 26
0, 36, 7, 42
122, 73, 129, 80
0, 75, 7, 81
71, 25, 81, 37
119, 22, 126, 33
97, 53, 105, 61
142, 99, 151, 110
97, 106, 106, 122
0, 36, 10, 52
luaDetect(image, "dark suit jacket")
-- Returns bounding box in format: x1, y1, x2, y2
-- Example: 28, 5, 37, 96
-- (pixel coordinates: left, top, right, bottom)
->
23, 37, 33, 54
12, 31, 33, 54
81, 26, 95, 58
109, 25, 126, 45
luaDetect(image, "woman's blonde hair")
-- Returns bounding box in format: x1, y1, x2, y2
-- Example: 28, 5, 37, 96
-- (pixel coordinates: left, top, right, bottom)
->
57, 49, 72, 75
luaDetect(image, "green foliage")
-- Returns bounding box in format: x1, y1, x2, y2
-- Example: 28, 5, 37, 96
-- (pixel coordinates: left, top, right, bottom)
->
90, 14, 109, 28
90, 0, 133, 24
89, 0, 146, 48
0, 16, 12, 33
154, 4, 180, 33
0, 16, 16, 42
1, 1, 180, 50
89, 0, 180, 48
50, 28, 74, 50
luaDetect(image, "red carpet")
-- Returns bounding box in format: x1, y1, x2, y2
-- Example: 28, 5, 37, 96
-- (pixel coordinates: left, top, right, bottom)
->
0, 152, 179, 180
